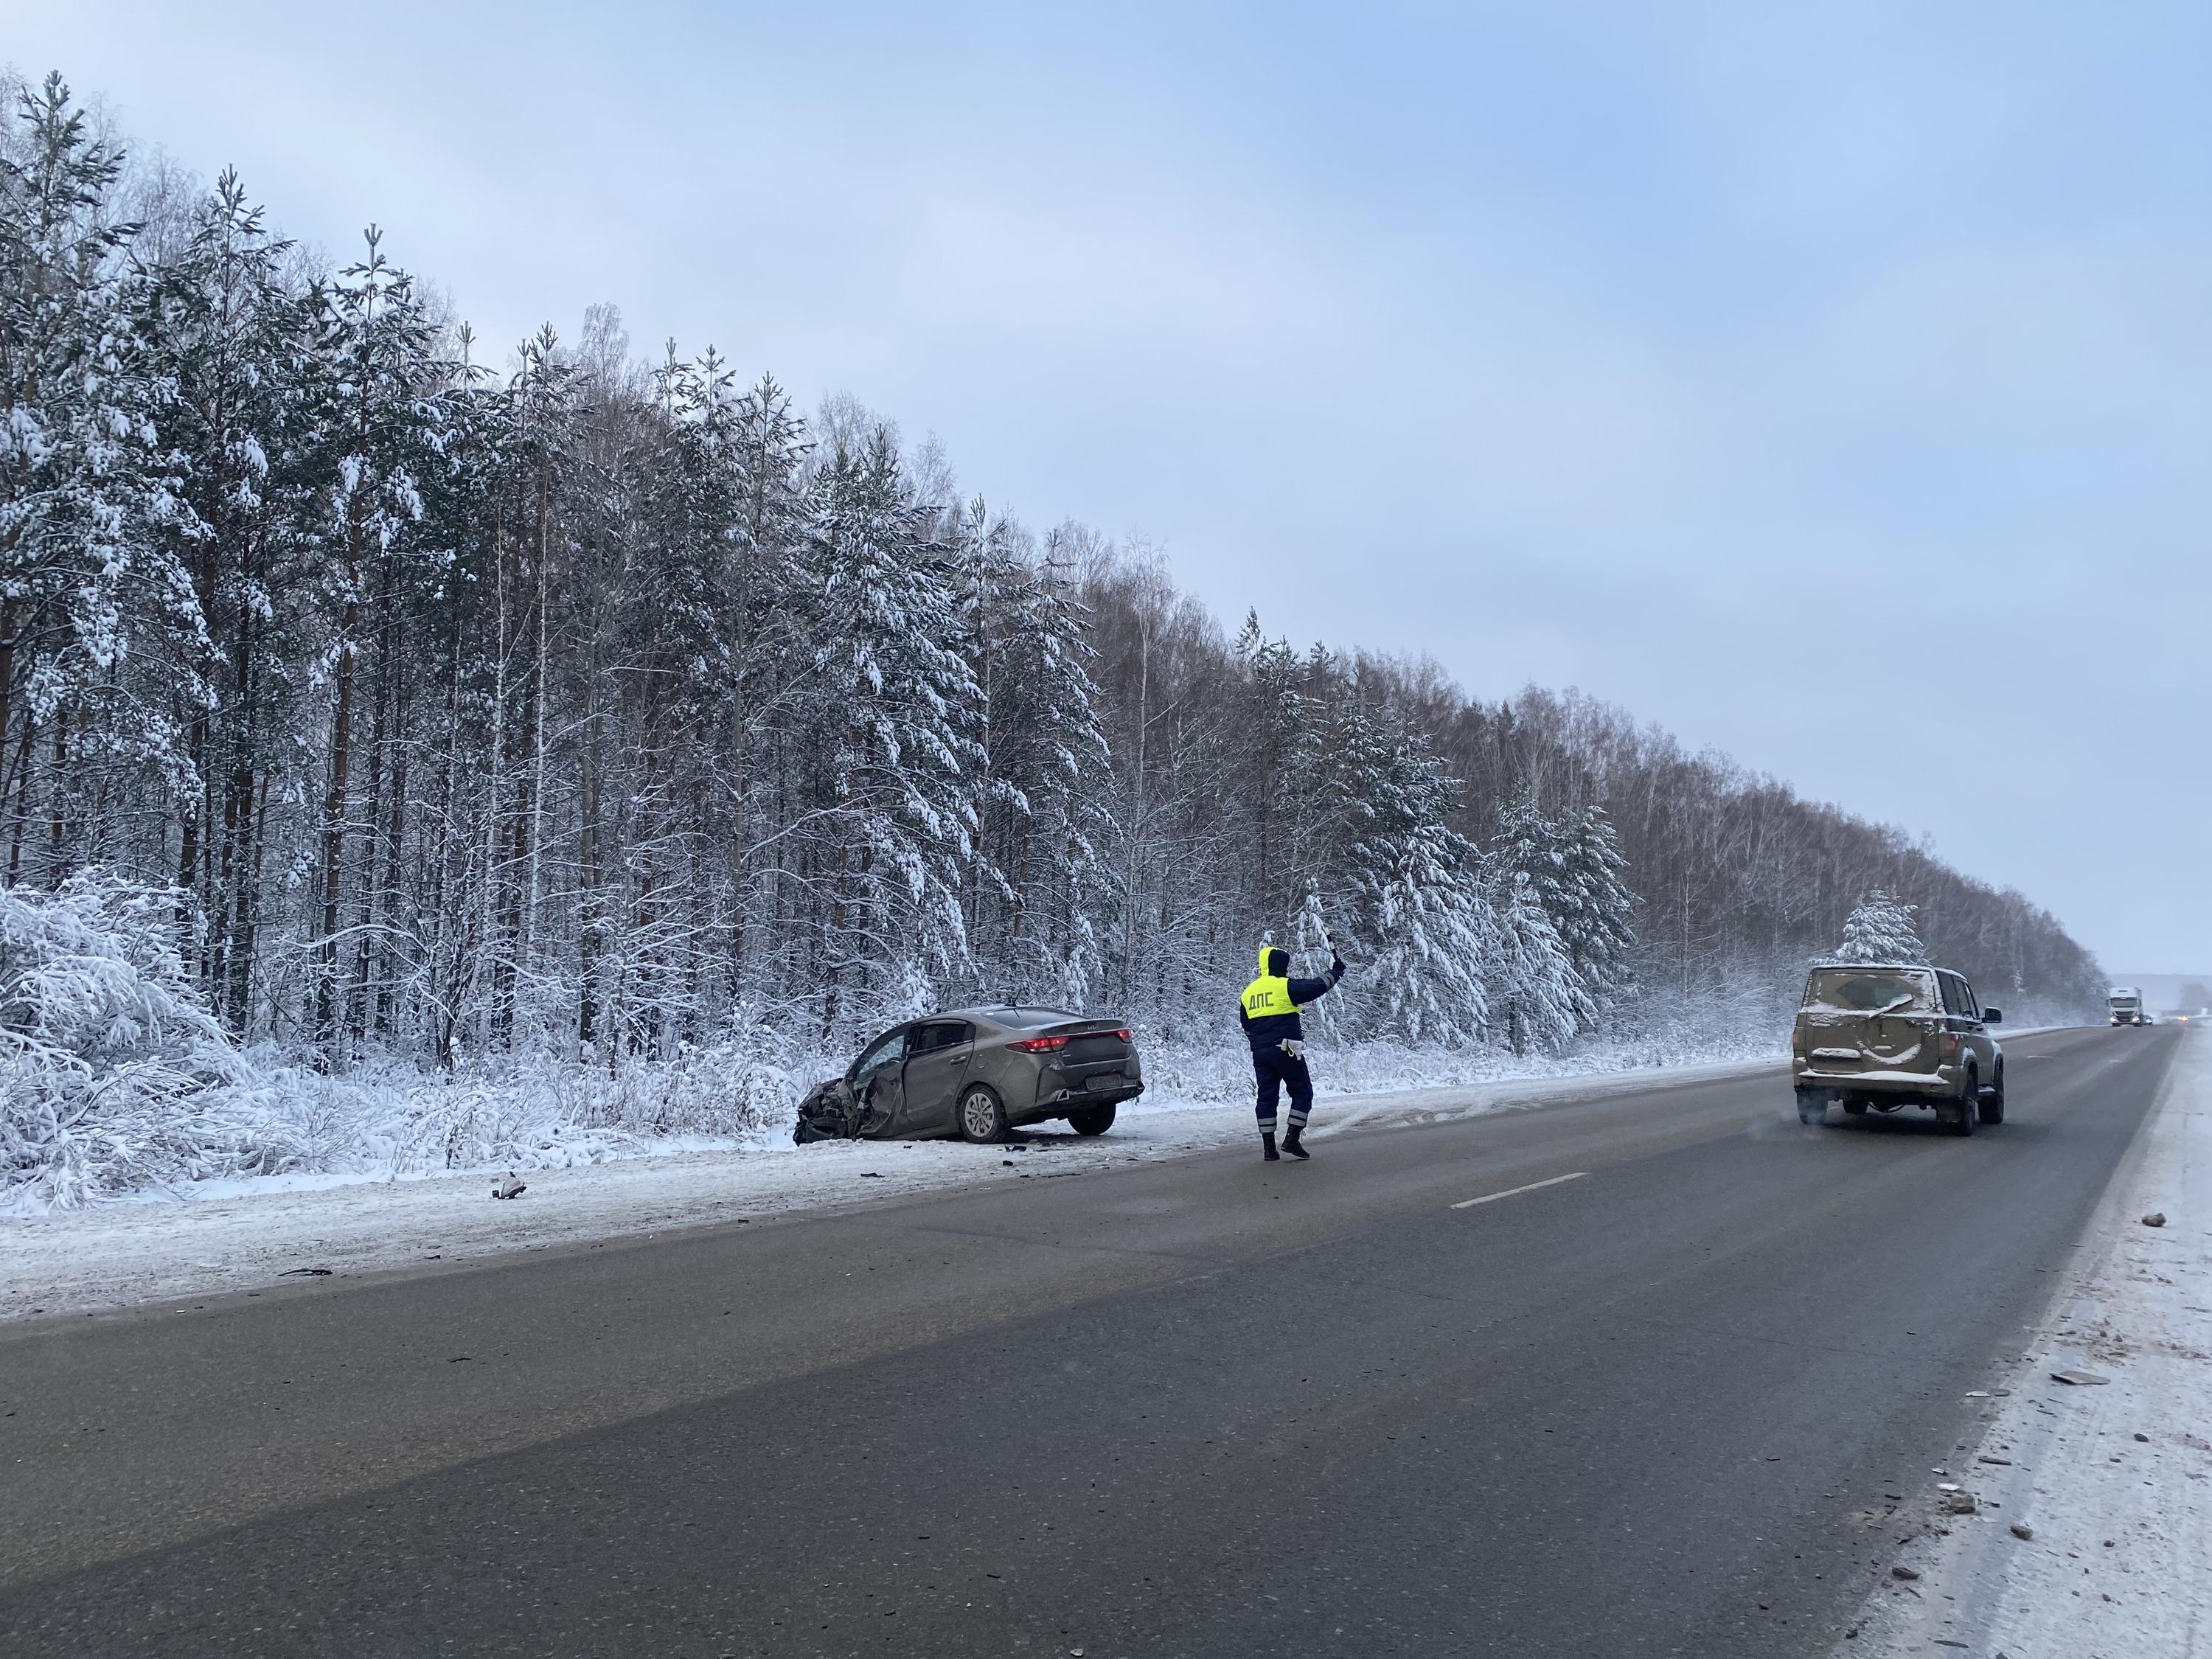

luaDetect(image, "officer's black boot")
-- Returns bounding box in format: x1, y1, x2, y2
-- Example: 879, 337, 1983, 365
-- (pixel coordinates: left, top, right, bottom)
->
1261, 1131, 1280, 1161
1281, 1128, 1310, 1159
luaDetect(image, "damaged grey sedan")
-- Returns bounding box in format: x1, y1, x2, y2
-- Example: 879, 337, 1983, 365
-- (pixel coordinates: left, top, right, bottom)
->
793, 1007, 1144, 1144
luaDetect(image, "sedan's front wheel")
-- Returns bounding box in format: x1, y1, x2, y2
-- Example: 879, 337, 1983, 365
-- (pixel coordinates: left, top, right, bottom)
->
957, 1084, 1009, 1144
1067, 1103, 1117, 1136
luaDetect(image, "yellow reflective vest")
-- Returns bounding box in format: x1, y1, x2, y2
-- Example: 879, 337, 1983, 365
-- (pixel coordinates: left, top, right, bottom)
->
1240, 970, 1295, 1023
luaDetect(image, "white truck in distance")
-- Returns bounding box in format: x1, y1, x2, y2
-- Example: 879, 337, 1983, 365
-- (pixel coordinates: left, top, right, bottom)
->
2108, 987, 2146, 1027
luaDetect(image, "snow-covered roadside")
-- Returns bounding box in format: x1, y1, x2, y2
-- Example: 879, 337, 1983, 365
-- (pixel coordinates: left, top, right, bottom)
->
1844, 1028, 2211, 1657
0, 1054, 1778, 1324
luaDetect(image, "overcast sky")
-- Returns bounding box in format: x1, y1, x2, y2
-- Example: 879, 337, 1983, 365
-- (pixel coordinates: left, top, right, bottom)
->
7, 0, 2205, 972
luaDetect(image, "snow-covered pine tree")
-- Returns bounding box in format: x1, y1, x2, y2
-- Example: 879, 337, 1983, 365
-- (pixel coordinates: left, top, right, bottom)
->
1284, 883, 1346, 1045
1549, 803, 1638, 1021
300, 227, 450, 1054
1307, 679, 1494, 1046
801, 425, 988, 1036
1231, 614, 1316, 928
955, 505, 1116, 1008
134, 167, 314, 1024
712, 369, 814, 1006
1486, 863, 1586, 1055
950, 497, 1026, 993
1834, 888, 1927, 964
1489, 787, 1610, 1034
0, 74, 198, 882
1014, 526, 1118, 1006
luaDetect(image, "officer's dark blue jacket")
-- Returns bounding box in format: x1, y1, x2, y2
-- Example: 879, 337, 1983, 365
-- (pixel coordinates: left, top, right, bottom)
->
1237, 945, 1345, 1053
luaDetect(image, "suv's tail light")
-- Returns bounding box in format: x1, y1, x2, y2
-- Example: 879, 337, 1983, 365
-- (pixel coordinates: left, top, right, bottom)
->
1006, 1035, 1070, 1054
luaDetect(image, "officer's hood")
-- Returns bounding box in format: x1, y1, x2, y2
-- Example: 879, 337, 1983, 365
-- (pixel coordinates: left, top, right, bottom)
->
1257, 943, 1290, 978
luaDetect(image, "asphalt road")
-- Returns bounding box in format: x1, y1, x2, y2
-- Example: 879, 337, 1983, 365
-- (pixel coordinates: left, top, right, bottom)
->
0, 1024, 2183, 1658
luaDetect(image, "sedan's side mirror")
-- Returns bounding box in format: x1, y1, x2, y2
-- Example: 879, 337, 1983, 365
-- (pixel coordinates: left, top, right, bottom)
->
1982, 1008, 2003, 1025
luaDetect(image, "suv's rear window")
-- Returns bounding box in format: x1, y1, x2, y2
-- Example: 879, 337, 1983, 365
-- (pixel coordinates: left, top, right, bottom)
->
1803, 969, 1935, 1014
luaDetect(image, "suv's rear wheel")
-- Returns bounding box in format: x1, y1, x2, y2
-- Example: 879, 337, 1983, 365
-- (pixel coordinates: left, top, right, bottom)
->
1947, 1067, 1979, 1137
1067, 1103, 1116, 1136
1977, 1060, 2006, 1126
957, 1084, 1009, 1144
1795, 1087, 1828, 1126
1842, 1096, 1869, 1116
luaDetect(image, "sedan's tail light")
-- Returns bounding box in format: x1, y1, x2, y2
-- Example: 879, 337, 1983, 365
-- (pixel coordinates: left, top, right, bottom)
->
1006, 1035, 1070, 1054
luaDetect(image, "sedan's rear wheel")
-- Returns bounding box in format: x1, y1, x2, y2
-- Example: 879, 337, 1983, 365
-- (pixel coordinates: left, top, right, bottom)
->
957, 1084, 1009, 1144
1067, 1103, 1116, 1136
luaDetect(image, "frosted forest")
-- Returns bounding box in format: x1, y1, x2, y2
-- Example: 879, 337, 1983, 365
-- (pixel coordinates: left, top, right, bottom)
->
0, 75, 2107, 1206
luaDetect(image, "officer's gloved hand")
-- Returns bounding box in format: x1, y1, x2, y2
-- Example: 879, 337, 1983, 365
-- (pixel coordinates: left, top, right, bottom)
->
1331, 952, 1346, 975
1280, 1039, 1304, 1060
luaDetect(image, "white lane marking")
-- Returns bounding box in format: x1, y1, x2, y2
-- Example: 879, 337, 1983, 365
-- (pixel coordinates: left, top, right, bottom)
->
1450, 1172, 1587, 1210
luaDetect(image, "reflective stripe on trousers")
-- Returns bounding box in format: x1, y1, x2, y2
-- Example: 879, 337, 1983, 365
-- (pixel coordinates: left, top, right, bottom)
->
1253, 1045, 1314, 1135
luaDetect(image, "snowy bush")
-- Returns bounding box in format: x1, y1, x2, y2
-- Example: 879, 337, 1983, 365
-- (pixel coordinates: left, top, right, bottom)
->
0, 873, 312, 1211
0, 884, 832, 1213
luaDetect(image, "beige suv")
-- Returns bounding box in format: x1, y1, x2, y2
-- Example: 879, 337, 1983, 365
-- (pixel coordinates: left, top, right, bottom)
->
1790, 964, 2005, 1135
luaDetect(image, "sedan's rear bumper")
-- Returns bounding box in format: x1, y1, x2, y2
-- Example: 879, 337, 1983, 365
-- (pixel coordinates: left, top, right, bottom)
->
1031, 1079, 1145, 1112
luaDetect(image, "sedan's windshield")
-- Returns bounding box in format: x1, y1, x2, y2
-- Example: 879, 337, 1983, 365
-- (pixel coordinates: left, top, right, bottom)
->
1803, 968, 1935, 1015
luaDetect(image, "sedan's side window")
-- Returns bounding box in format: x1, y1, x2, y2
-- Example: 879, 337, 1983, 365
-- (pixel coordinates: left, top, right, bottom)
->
911, 1021, 973, 1054
854, 1028, 908, 1078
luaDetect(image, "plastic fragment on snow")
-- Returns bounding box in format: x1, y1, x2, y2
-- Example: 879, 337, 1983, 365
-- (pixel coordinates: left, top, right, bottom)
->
2010, 1523, 2034, 1540
2049, 1369, 2110, 1385
278, 1266, 333, 1277
2140, 1212, 2166, 1227
1891, 1565, 1920, 1581
492, 1173, 526, 1200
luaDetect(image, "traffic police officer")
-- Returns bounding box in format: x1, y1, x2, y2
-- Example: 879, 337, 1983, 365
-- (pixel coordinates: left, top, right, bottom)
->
1238, 940, 1347, 1161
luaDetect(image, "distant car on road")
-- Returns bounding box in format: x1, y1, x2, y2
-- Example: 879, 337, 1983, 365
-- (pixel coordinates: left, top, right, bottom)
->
1790, 963, 2003, 1135
794, 1007, 1144, 1144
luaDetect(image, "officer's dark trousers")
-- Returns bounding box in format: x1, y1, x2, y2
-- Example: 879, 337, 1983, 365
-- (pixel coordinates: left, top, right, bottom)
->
1251, 1044, 1314, 1137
